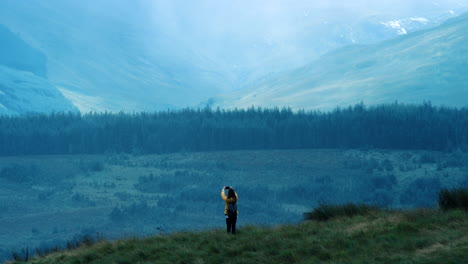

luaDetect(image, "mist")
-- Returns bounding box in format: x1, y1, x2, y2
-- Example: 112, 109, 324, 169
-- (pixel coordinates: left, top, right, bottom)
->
145, 0, 468, 70
1, 0, 467, 109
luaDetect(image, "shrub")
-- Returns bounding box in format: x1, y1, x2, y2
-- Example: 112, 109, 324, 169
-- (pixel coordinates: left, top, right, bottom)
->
134, 172, 184, 193
437, 150, 466, 169
343, 158, 364, 170
71, 193, 97, 207
419, 152, 437, 164
35, 245, 61, 258
0, 164, 39, 183
79, 160, 105, 173
304, 203, 380, 221
11, 247, 30, 262
66, 233, 104, 250
381, 159, 394, 171
37, 190, 55, 201
400, 177, 441, 207
438, 188, 468, 212
370, 174, 397, 190
109, 207, 125, 222
114, 192, 132, 201
364, 158, 379, 174
109, 201, 159, 223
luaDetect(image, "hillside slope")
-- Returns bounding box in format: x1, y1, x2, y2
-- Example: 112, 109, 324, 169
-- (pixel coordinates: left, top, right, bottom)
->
0, 66, 77, 115
0, 25, 46, 77
0, 25, 77, 115
0, 0, 237, 112
10, 209, 468, 264
216, 13, 468, 110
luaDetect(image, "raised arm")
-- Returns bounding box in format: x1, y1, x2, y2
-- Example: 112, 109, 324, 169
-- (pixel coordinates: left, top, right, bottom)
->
221, 187, 227, 201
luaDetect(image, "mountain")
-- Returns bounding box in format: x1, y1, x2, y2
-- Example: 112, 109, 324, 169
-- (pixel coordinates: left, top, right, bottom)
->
0, 25, 46, 77
1, 0, 466, 112
0, 0, 233, 112
0, 25, 76, 115
0, 66, 77, 115
214, 12, 468, 110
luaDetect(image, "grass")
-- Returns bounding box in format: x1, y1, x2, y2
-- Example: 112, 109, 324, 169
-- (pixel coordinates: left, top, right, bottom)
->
9, 208, 468, 264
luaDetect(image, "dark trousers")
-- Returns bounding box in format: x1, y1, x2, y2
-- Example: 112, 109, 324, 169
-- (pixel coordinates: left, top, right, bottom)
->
226, 215, 237, 234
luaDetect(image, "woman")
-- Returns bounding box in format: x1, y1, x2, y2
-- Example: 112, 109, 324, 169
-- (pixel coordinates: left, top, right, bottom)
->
221, 186, 238, 234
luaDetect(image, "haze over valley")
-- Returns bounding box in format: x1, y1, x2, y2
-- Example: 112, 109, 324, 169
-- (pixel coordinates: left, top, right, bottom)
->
1, 0, 468, 113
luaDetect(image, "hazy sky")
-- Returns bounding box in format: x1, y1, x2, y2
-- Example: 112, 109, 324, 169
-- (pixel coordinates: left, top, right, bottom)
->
145, 0, 468, 33
76, 0, 464, 88
22, 0, 467, 63
1, 0, 468, 110
139, 0, 468, 66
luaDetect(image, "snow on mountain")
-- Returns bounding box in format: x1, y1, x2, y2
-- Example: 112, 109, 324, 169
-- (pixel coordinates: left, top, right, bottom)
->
381, 20, 408, 35
214, 12, 468, 110
379, 13, 453, 36
410, 17, 429, 23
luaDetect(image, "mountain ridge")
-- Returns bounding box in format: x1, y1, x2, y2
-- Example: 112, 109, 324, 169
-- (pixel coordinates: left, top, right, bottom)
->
214, 12, 468, 110
2, 1, 466, 112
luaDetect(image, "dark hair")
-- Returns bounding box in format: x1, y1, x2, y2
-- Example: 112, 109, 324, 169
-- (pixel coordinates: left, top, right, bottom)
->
228, 188, 236, 201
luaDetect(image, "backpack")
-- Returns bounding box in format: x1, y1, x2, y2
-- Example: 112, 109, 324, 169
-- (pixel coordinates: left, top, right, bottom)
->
227, 202, 237, 216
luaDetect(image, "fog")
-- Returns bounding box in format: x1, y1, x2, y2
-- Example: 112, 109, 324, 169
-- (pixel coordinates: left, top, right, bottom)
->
145, 0, 468, 67
46, 0, 468, 74
1, 0, 467, 110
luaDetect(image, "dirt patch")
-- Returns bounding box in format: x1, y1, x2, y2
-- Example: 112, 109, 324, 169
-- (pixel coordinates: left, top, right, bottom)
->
345, 214, 403, 235
416, 243, 446, 255
346, 222, 370, 234
417, 235, 468, 255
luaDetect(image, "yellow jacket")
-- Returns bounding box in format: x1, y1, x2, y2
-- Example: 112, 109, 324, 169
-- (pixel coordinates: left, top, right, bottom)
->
221, 189, 238, 215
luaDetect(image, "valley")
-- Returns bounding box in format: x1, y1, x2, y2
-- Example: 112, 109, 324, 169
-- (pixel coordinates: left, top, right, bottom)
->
1, 149, 466, 261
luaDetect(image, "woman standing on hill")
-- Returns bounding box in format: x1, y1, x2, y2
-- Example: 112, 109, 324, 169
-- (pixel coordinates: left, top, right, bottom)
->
221, 186, 238, 234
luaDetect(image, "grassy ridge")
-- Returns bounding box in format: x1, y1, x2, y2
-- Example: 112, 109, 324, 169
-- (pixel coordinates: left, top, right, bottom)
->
11, 209, 467, 264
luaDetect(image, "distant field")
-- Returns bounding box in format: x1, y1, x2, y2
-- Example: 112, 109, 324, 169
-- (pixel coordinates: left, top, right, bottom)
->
0, 149, 467, 261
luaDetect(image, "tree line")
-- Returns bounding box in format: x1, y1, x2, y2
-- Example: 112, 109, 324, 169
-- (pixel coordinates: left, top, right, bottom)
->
0, 102, 467, 156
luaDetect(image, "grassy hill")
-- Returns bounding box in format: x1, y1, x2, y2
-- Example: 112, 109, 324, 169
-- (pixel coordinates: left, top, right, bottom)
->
1, 149, 467, 262
8, 208, 468, 264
